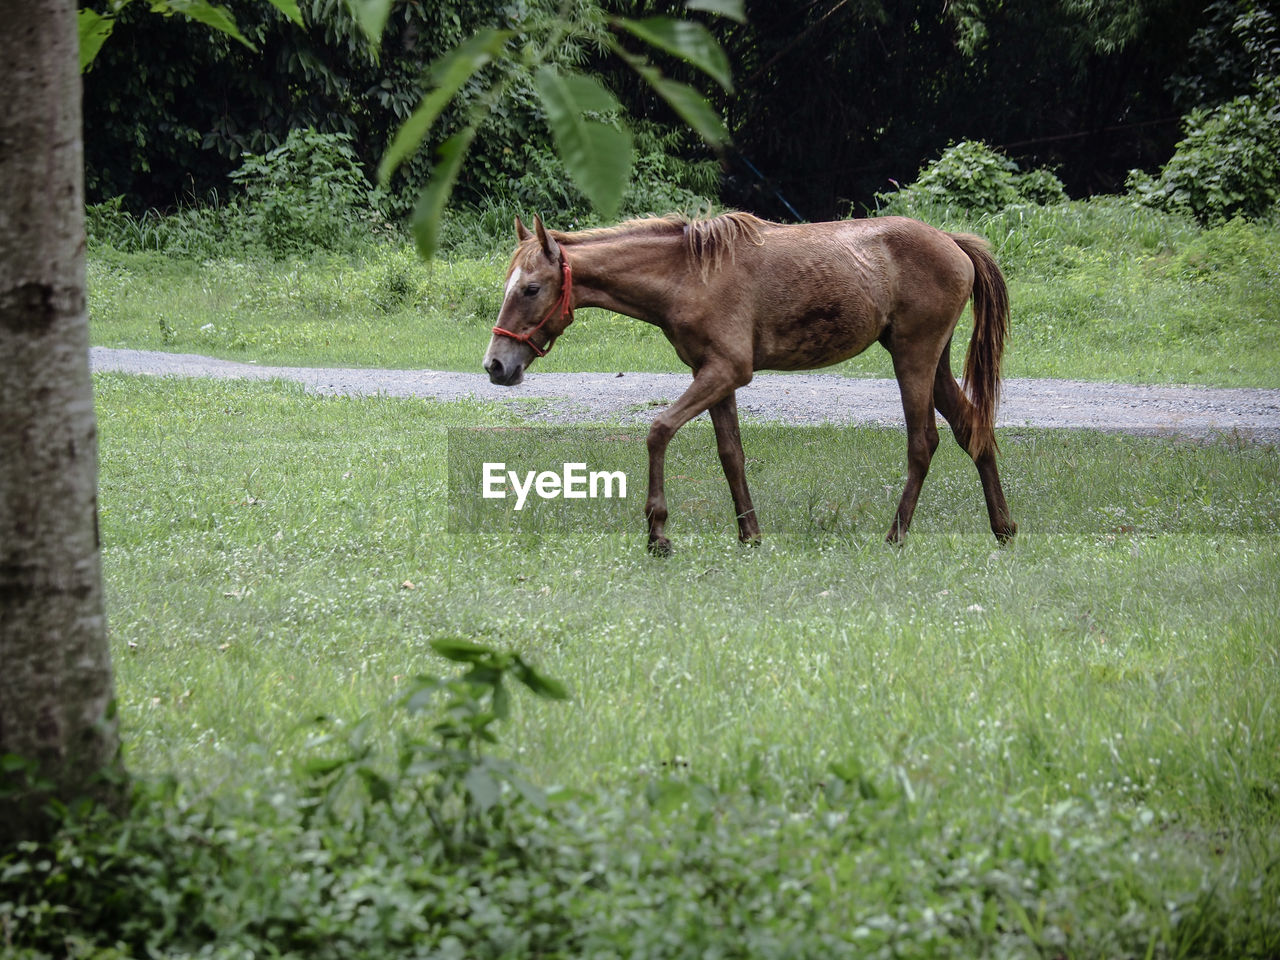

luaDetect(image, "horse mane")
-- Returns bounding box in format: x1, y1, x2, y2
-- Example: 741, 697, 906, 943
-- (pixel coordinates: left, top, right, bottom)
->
554, 211, 770, 279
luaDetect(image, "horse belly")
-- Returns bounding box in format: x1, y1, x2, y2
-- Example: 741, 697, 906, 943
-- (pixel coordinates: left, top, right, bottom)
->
754, 308, 884, 371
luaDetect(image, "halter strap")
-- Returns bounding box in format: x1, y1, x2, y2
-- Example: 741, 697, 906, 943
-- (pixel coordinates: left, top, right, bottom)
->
491, 257, 574, 358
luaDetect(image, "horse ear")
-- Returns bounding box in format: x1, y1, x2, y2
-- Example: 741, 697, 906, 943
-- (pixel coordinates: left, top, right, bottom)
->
514, 215, 532, 242
533, 214, 560, 263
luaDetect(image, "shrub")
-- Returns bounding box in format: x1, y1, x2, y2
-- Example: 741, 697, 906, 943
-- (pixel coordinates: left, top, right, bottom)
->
877, 140, 1067, 215
1129, 81, 1280, 224
229, 128, 390, 257
85, 193, 244, 257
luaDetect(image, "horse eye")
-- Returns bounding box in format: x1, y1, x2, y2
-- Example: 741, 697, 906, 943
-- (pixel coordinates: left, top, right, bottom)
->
523, 284, 540, 297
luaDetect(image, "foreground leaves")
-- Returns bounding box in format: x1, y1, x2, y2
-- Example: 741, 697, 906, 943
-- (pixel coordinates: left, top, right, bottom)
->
78, 0, 303, 71
533, 67, 635, 221
378, 29, 513, 188
410, 128, 477, 259
384, 0, 735, 259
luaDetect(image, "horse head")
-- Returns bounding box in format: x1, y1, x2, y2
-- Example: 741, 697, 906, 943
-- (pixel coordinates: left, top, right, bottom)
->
483, 215, 574, 386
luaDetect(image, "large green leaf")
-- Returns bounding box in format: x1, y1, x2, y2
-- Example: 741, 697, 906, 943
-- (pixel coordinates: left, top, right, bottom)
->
534, 67, 634, 220
615, 49, 729, 148
411, 127, 477, 260
616, 17, 733, 92
345, 0, 393, 47
78, 9, 115, 72
263, 0, 304, 26
685, 0, 745, 22
162, 0, 255, 50
378, 29, 512, 187
82, 0, 301, 71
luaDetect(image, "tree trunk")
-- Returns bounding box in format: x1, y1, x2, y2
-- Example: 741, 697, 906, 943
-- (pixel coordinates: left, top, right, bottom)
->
0, 0, 122, 841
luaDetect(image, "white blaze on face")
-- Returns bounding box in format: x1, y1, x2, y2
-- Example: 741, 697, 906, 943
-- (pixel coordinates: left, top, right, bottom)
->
504, 267, 523, 304
485, 266, 525, 371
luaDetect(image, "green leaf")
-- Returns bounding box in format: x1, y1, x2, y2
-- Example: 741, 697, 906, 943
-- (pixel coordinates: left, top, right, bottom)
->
616, 17, 733, 92
411, 127, 476, 260
161, 0, 255, 50
492, 678, 511, 719
650, 76, 729, 147
515, 662, 570, 701
465, 765, 500, 812
534, 67, 634, 220
345, 0, 393, 47
685, 0, 745, 21
78, 9, 115, 72
1, 754, 33, 773
357, 767, 393, 804
508, 773, 548, 810
378, 29, 512, 187
430, 636, 493, 664
401, 677, 441, 714
264, 0, 304, 26
616, 50, 729, 148
645, 777, 692, 813
426, 27, 512, 87
302, 756, 349, 777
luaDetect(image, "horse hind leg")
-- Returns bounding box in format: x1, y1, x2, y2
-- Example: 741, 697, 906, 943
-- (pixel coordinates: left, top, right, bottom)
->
932, 344, 1016, 542
886, 355, 941, 544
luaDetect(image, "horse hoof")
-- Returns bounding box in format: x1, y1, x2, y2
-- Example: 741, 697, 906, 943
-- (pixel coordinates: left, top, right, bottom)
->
648, 537, 673, 557
995, 521, 1018, 544
740, 534, 762, 547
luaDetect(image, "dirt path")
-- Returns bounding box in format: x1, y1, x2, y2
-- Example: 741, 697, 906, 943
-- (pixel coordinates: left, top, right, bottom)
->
90, 347, 1280, 440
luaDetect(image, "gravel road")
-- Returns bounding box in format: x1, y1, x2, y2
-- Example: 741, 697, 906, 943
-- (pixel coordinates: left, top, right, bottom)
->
91, 347, 1280, 440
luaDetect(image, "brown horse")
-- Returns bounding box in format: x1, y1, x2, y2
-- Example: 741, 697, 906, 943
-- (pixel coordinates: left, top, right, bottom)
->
483, 212, 1016, 553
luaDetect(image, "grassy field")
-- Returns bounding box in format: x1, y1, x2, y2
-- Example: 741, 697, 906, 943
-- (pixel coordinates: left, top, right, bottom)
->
38, 371, 1273, 956
10, 197, 1277, 956
87, 199, 1280, 387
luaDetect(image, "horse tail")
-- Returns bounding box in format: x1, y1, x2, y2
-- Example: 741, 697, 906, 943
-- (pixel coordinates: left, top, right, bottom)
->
948, 232, 1009, 459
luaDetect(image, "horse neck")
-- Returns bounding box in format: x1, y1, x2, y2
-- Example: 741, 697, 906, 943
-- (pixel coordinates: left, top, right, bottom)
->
563, 231, 690, 325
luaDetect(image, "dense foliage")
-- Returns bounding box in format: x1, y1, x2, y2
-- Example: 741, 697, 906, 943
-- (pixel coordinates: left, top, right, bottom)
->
1130, 79, 1280, 224
81, 0, 606, 213
875, 141, 1067, 216
81, 0, 1280, 223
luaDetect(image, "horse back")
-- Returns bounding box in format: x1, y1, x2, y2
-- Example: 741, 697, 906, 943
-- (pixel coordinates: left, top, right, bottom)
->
739, 217, 973, 372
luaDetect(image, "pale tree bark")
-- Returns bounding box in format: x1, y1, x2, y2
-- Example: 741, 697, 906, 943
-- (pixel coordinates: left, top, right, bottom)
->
0, 0, 122, 840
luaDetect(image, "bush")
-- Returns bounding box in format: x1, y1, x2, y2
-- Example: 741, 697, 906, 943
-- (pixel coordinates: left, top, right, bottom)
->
86, 120, 721, 262
85, 130, 396, 260
85, 193, 247, 258
229, 129, 390, 257
877, 140, 1067, 215
1129, 81, 1280, 224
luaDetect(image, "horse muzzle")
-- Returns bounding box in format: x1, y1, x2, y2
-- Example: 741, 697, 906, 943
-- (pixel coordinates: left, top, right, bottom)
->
484, 355, 525, 386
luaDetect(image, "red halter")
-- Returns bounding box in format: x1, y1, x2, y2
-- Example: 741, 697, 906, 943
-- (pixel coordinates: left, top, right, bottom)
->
491, 257, 574, 358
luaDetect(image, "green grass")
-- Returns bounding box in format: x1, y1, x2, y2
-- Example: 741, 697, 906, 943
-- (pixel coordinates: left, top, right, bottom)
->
87, 198, 1280, 387
95, 376, 1280, 798
33, 372, 1272, 955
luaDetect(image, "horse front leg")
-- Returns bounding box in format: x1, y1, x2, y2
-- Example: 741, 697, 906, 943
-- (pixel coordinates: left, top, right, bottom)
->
645, 361, 749, 555
709, 393, 760, 543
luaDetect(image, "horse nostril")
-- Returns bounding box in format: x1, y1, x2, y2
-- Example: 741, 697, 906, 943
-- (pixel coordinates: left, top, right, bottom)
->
486, 357, 502, 376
